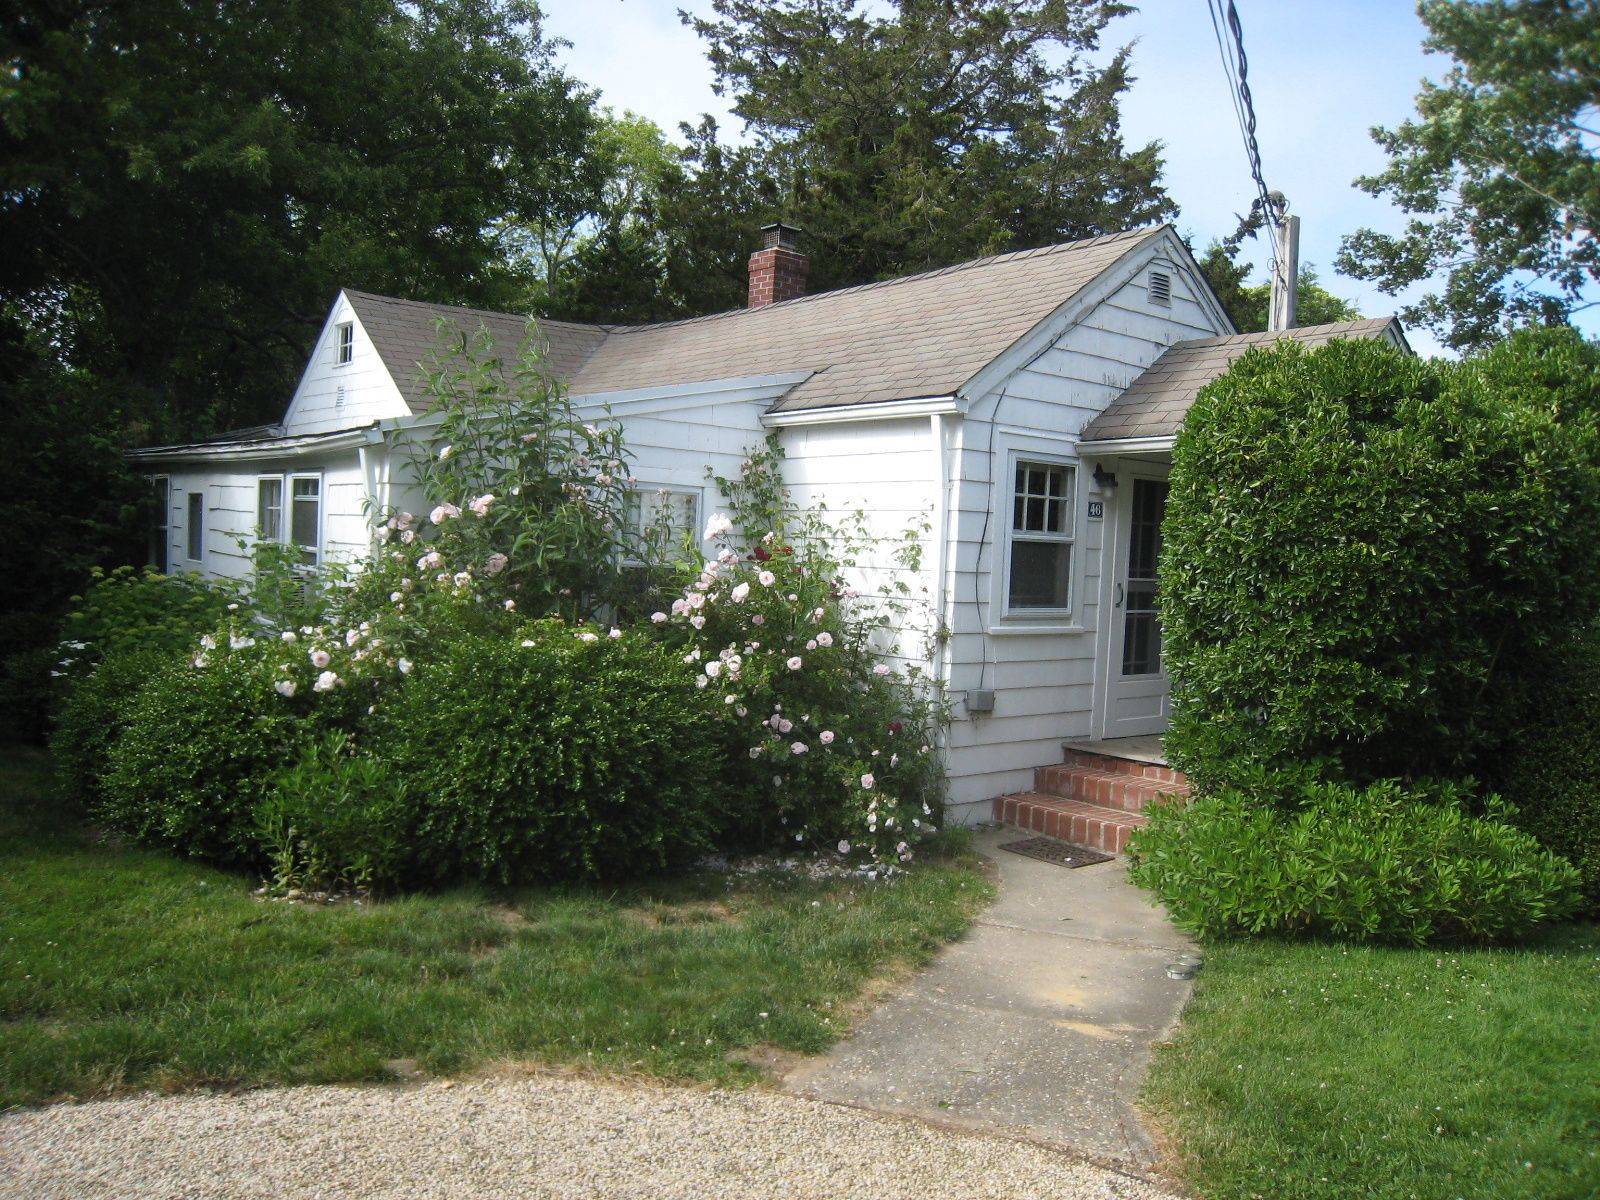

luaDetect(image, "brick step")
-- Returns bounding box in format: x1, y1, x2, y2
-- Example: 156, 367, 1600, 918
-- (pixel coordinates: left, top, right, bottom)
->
994, 792, 1148, 856
1061, 746, 1186, 786
1034, 763, 1189, 815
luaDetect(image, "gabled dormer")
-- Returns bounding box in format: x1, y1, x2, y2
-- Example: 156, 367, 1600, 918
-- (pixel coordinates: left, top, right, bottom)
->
280, 291, 411, 435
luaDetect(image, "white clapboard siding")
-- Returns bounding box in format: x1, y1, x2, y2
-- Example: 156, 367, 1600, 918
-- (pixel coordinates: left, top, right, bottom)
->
160, 453, 376, 585
777, 418, 939, 667
940, 238, 1226, 818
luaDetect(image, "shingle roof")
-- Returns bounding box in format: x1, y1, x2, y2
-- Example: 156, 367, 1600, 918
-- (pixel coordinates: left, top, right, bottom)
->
1079, 318, 1407, 442
345, 225, 1167, 416
344, 291, 606, 413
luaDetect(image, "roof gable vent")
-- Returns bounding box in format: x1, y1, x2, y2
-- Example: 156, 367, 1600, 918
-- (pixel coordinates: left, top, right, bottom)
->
1148, 270, 1172, 307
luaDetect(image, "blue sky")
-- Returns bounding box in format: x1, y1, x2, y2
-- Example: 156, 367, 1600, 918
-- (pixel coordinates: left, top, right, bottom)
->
542, 0, 1447, 352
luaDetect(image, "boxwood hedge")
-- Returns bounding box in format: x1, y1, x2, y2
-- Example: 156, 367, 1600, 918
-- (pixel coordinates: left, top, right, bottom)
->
1160, 328, 1600, 791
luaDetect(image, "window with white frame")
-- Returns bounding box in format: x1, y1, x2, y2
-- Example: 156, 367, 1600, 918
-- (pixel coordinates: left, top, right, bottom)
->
335, 321, 354, 365
257, 476, 283, 542
290, 475, 322, 566
1006, 459, 1075, 612
624, 486, 700, 562
186, 492, 204, 563
150, 476, 169, 573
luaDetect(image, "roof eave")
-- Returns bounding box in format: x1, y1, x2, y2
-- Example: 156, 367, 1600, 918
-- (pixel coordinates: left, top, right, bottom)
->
126, 423, 383, 465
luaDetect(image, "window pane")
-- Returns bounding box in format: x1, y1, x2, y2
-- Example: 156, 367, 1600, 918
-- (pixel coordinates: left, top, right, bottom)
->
257, 479, 282, 540
1008, 540, 1070, 609
291, 479, 319, 565
1012, 461, 1074, 533
187, 493, 203, 561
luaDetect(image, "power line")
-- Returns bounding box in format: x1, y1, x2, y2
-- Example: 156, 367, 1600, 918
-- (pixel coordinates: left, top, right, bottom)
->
1206, 0, 1280, 262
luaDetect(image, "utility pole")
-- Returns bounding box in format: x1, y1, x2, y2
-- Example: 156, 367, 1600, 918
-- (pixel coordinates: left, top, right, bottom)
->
1267, 191, 1299, 331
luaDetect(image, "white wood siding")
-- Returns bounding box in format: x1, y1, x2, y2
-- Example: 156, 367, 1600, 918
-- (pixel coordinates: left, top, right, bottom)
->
281, 293, 410, 435
160, 453, 373, 584
777, 417, 940, 670
940, 237, 1226, 818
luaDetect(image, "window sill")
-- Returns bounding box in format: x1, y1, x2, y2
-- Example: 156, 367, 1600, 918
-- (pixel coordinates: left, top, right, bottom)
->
987, 622, 1091, 637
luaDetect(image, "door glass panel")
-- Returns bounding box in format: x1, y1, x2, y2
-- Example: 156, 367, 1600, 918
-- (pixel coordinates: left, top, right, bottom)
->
1120, 479, 1168, 676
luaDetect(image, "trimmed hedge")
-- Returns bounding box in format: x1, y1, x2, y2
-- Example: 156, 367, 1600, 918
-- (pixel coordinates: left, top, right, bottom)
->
1161, 328, 1600, 790
1490, 631, 1600, 917
1128, 779, 1581, 945
100, 651, 303, 866
373, 625, 728, 883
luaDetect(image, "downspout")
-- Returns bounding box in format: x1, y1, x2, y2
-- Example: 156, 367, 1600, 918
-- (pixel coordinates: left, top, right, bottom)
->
929, 412, 949, 684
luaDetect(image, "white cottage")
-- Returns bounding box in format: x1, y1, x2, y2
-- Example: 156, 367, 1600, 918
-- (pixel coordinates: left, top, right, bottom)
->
131, 222, 1406, 831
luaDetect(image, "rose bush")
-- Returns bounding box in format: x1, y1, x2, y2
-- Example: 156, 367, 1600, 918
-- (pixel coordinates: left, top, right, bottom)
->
639, 438, 945, 873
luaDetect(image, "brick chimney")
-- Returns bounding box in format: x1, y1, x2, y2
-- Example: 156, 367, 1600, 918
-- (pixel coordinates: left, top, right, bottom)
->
747, 222, 809, 308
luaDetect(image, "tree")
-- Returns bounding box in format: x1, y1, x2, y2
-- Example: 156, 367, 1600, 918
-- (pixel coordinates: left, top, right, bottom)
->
1, 0, 598, 436
1336, 0, 1600, 351
681, 0, 1173, 291
1198, 243, 1361, 333
547, 116, 774, 322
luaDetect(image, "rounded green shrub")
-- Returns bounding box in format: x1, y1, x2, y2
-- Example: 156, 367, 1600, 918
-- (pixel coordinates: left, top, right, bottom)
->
1161, 328, 1600, 790
49, 645, 173, 810
1128, 780, 1582, 944
101, 649, 302, 865
57, 565, 237, 676
373, 623, 726, 883
255, 735, 417, 892
1489, 630, 1600, 917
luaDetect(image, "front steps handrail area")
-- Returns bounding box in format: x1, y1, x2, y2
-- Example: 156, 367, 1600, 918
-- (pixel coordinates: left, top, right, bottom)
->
993, 745, 1189, 856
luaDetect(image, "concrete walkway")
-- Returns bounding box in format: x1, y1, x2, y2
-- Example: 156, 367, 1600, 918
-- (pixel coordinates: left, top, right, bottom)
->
784, 825, 1197, 1171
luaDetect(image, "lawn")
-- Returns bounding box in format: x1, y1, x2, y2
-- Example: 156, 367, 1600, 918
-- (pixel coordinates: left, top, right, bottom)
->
1144, 929, 1600, 1200
0, 749, 993, 1110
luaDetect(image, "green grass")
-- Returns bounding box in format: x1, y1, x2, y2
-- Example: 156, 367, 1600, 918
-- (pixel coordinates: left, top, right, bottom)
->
1144, 931, 1600, 1200
0, 749, 993, 1110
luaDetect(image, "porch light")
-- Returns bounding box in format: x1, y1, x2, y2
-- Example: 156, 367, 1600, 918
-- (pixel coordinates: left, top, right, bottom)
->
1093, 464, 1119, 491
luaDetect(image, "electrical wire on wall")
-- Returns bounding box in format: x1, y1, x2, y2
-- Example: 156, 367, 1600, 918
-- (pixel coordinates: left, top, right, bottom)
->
963, 250, 1219, 706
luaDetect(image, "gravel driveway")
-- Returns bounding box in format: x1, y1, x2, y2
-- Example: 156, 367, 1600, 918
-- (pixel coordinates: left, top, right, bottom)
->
1, 1074, 1179, 1199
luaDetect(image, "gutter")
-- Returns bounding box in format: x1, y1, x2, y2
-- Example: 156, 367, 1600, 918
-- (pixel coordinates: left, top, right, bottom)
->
1074, 434, 1176, 456
127, 422, 384, 465
763, 394, 961, 428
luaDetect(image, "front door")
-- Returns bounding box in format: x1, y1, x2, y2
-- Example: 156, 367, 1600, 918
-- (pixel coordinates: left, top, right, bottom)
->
1103, 468, 1171, 737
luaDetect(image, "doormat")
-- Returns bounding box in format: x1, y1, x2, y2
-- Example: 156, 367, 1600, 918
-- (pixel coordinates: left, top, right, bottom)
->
998, 836, 1113, 869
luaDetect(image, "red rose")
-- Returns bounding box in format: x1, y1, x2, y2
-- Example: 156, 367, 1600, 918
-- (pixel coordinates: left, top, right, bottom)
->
888, 721, 904, 735
752, 546, 772, 562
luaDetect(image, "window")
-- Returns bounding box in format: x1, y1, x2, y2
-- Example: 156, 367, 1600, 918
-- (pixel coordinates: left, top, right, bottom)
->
257, 476, 283, 542
149, 476, 169, 573
1007, 460, 1075, 611
186, 492, 204, 563
335, 322, 354, 365
624, 487, 700, 561
1148, 270, 1172, 306
290, 475, 321, 566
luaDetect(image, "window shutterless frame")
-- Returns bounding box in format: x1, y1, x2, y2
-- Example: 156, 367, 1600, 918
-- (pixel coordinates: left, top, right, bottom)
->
1002, 454, 1077, 618
150, 476, 170, 573
623, 485, 702, 565
256, 474, 284, 542
335, 321, 354, 366
288, 473, 323, 567
185, 491, 204, 563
